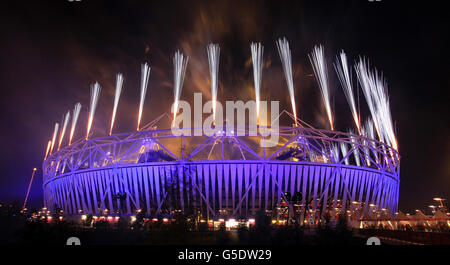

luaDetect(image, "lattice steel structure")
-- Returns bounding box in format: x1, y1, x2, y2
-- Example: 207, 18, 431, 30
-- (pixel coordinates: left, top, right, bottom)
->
43, 119, 400, 220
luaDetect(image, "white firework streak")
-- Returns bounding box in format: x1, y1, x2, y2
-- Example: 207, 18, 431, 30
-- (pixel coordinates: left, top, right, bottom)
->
374, 73, 398, 151
57, 111, 71, 150
360, 124, 371, 166
355, 58, 382, 139
251, 42, 263, 124
375, 125, 391, 164
309, 151, 316, 163
44, 140, 52, 160
54, 160, 60, 176
68, 102, 81, 146
356, 59, 398, 152
50, 122, 59, 155
110, 73, 123, 135
339, 142, 349, 165
309, 45, 333, 130
334, 50, 360, 134
207, 44, 220, 125
137, 63, 151, 131
321, 148, 328, 163
332, 144, 340, 163
276, 38, 298, 125
372, 72, 390, 145
365, 117, 375, 140
86, 82, 101, 140
61, 159, 66, 174
364, 118, 380, 164
172, 50, 189, 126
348, 130, 361, 167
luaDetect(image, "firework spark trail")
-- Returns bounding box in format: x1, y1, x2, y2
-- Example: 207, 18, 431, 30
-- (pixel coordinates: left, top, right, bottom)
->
364, 118, 380, 164
68, 103, 81, 145
22, 168, 37, 210
172, 50, 189, 126
276, 38, 297, 126
360, 124, 371, 166
321, 148, 328, 163
372, 73, 391, 146
334, 50, 360, 134
44, 140, 52, 160
309, 45, 333, 130
50, 122, 59, 155
57, 111, 71, 150
207, 44, 220, 126
251, 42, 264, 125
355, 59, 383, 141
365, 118, 375, 141
62, 160, 66, 174
86, 82, 101, 140
374, 74, 398, 151
376, 124, 392, 163
339, 142, 349, 165
376, 128, 390, 164
356, 58, 398, 151
110, 73, 123, 135
349, 130, 361, 166
332, 144, 339, 162
54, 161, 60, 176
137, 63, 151, 131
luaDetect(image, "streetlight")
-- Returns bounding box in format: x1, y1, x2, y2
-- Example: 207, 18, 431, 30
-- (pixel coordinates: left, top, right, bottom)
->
429, 205, 436, 214
433, 198, 446, 209
23, 168, 37, 210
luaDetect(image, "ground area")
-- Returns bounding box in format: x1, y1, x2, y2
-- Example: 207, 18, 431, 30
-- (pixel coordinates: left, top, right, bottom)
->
2, 213, 369, 245
2, 205, 448, 245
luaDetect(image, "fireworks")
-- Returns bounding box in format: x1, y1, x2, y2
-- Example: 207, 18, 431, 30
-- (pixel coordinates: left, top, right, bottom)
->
137, 63, 151, 131
251, 42, 263, 124
321, 148, 328, 163
365, 118, 375, 141
331, 144, 339, 162
276, 38, 297, 126
334, 50, 360, 134
355, 58, 398, 150
363, 118, 379, 163
349, 130, 361, 166
172, 50, 189, 126
360, 123, 371, 166
339, 142, 349, 165
44, 140, 52, 160
57, 111, 70, 151
374, 76, 398, 151
22, 168, 37, 210
355, 59, 381, 139
309, 45, 333, 130
207, 44, 220, 126
86, 82, 101, 140
68, 102, 81, 146
110, 73, 123, 135
41, 42, 401, 218
45, 41, 398, 161
50, 122, 59, 155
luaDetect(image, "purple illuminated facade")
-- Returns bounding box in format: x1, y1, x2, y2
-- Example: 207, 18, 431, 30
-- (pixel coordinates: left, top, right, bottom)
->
42, 126, 400, 220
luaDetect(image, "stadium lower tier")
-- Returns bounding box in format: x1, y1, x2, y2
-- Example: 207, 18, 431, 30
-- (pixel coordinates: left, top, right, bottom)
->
43, 161, 399, 218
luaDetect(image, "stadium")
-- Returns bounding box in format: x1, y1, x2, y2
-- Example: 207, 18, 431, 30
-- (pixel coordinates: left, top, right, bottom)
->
42, 124, 399, 224
41, 40, 400, 225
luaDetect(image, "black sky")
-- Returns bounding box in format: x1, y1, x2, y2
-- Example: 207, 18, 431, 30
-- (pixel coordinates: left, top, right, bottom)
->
0, 0, 449, 213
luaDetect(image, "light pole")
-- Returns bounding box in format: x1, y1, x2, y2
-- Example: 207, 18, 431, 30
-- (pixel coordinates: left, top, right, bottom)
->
22, 168, 37, 211
428, 205, 436, 214
433, 198, 447, 211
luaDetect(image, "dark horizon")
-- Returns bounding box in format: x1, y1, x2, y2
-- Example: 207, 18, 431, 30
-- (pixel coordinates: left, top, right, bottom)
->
0, 0, 448, 213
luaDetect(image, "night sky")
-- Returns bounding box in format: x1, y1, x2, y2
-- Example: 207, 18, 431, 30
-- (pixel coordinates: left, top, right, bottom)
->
0, 0, 448, 213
